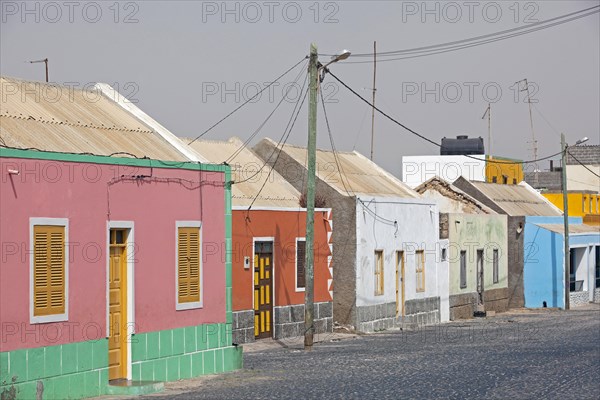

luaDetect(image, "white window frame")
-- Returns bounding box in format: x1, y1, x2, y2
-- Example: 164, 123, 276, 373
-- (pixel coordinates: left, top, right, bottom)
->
295, 237, 306, 292
106, 220, 135, 380
29, 218, 69, 324
175, 221, 203, 311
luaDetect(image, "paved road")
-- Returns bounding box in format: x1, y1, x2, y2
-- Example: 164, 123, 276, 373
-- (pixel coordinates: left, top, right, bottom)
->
146, 307, 600, 399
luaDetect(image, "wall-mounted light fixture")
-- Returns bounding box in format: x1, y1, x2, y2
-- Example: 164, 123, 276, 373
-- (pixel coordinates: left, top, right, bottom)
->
7, 169, 19, 175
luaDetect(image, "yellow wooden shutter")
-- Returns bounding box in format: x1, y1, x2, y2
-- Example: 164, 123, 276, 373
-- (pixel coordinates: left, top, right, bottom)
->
178, 227, 201, 304
33, 225, 65, 316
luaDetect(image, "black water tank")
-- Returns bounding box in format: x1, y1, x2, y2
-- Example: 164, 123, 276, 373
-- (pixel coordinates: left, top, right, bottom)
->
440, 135, 485, 155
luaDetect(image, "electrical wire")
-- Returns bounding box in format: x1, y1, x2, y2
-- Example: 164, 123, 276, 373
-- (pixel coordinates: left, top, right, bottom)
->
224, 65, 307, 164
567, 150, 600, 179
244, 80, 309, 212
320, 6, 599, 64
327, 70, 565, 165
320, 86, 354, 196
234, 72, 309, 185
188, 57, 308, 145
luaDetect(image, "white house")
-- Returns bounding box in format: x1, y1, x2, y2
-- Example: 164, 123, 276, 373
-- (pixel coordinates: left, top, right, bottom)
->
254, 138, 449, 332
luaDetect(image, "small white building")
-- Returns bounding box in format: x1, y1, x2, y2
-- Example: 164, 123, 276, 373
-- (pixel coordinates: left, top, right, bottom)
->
254, 138, 449, 332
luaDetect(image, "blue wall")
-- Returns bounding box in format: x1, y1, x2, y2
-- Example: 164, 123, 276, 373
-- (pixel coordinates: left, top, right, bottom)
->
523, 216, 593, 309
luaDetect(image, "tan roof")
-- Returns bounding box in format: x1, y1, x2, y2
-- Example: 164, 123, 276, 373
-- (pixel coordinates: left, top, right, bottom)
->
462, 179, 562, 216
536, 224, 600, 235
184, 137, 300, 208
0, 76, 187, 161
256, 138, 419, 198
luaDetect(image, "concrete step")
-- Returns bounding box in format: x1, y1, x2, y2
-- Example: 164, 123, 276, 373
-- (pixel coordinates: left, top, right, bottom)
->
106, 380, 164, 396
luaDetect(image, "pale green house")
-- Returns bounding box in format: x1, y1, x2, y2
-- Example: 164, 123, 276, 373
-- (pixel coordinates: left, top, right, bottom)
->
417, 177, 509, 319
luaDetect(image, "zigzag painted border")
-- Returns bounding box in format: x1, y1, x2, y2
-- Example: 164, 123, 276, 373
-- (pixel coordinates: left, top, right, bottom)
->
325, 209, 333, 300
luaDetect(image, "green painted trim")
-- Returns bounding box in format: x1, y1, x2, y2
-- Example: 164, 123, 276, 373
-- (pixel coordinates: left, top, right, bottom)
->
225, 170, 233, 325
0, 147, 229, 173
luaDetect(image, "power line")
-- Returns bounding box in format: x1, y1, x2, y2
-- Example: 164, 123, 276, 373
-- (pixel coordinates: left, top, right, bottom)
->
320, 87, 354, 196
234, 72, 309, 185
567, 150, 600, 179
224, 65, 307, 164
188, 57, 307, 145
327, 70, 564, 165
320, 6, 599, 64
245, 81, 309, 212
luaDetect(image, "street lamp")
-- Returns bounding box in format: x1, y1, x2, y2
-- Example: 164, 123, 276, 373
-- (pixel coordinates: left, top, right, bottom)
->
304, 45, 350, 350
561, 134, 588, 310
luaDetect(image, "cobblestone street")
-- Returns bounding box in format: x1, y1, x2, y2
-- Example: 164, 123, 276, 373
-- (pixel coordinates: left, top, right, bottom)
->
135, 306, 600, 400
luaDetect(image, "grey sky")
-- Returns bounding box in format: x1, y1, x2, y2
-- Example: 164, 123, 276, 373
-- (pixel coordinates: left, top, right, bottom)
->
1, 0, 599, 177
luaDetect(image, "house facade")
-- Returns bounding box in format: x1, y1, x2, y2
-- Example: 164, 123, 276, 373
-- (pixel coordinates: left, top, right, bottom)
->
417, 177, 509, 319
254, 138, 449, 332
184, 138, 333, 344
0, 77, 241, 399
453, 177, 566, 310
524, 217, 600, 308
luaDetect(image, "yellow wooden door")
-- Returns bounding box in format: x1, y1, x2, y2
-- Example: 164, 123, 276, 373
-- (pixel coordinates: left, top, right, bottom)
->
254, 242, 273, 339
108, 229, 127, 381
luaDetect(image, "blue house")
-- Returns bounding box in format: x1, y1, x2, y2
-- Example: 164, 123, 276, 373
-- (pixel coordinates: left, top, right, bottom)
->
524, 217, 600, 308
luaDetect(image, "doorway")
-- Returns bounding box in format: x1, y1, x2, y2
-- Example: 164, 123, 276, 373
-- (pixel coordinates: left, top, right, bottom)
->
254, 241, 274, 339
108, 229, 128, 381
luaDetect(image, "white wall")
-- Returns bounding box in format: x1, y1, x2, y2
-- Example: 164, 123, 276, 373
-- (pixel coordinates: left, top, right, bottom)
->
355, 196, 448, 315
402, 155, 486, 188
566, 165, 600, 191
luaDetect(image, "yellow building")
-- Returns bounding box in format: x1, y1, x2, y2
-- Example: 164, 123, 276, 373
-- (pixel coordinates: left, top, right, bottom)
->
485, 155, 524, 184
543, 192, 600, 226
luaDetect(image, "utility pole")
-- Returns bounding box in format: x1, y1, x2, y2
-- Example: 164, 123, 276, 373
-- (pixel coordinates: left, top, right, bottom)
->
370, 41, 377, 160
304, 43, 318, 349
29, 58, 49, 82
561, 132, 570, 310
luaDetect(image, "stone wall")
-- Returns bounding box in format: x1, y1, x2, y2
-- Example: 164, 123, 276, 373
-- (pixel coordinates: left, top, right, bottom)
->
355, 297, 441, 332
570, 291, 589, 307
232, 302, 334, 344
356, 302, 397, 333
403, 296, 441, 327
484, 287, 510, 313
449, 292, 478, 320
232, 310, 255, 344
274, 302, 333, 339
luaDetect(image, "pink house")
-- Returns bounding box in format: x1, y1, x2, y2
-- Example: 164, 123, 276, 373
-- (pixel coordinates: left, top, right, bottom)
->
0, 77, 241, 399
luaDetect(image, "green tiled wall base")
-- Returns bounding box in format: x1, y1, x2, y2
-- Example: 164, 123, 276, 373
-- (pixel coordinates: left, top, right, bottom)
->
0, 339, 108, 400
0, 323, 240, 399
130, 323, 242, 382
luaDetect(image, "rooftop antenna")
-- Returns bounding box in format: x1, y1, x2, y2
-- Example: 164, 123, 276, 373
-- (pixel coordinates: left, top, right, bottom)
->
516, 78, 538, 185
370, 41, 377, 160
28, 58, 48, 82
481, 103, 491, 158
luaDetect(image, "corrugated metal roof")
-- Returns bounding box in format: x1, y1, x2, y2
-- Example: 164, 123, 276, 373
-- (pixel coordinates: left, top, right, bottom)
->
536, 224, 600, 235
257, 138, 419, 198
184, 137, 300, 208
467, 180, 561, 216
0, 76, 187, 161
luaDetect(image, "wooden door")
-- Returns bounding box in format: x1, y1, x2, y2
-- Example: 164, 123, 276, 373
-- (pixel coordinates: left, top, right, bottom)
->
476, 249, 484, 307
254, 241, 273, 339
396, 251, 405, 317
108, 229, 128, 381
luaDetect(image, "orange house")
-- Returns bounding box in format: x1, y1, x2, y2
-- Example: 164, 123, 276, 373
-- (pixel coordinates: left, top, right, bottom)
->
186, 138, 333, 343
